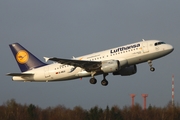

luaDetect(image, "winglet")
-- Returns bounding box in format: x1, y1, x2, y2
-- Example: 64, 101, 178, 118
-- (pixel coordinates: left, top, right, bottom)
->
44, 57, 50, 62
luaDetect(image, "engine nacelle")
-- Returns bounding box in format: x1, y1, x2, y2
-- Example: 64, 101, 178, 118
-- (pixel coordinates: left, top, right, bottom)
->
101, 60, 120, 73
113, 65, 137, 76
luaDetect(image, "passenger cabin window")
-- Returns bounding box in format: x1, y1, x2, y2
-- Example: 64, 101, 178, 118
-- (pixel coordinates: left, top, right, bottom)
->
154, 42, 165, 46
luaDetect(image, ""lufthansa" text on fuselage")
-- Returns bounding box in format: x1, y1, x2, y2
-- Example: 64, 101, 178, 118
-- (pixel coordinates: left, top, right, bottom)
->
110, 43, 140, 53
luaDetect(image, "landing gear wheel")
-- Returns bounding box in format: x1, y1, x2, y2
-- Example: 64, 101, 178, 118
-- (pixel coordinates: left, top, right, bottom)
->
101, 79, 108, 86
150, 67, 155, 72
89, 78, 97, 84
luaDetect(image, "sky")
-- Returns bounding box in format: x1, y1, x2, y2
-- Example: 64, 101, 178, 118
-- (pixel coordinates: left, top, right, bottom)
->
0, 1, 179, 109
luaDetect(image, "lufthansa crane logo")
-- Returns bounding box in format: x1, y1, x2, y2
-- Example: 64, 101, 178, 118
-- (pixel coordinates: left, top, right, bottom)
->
16, 50, 29, 64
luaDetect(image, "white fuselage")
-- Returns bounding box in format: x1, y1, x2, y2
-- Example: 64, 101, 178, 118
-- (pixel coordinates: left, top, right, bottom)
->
12, 40, 173, 82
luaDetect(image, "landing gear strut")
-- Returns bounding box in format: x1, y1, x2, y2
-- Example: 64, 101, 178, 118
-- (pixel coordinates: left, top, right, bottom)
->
89, 71, 97, 85
101, 73, 108, 86
148, 60, 155, 72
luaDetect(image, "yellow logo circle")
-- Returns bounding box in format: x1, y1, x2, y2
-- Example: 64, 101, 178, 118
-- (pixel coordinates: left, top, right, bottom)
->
16, 50, 29, 64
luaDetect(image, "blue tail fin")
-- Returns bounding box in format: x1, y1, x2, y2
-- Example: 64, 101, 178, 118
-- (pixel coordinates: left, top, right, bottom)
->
9, 43, 47, 72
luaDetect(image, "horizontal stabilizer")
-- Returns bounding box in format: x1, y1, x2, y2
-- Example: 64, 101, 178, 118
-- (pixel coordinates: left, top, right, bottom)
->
7, 73, 34, 76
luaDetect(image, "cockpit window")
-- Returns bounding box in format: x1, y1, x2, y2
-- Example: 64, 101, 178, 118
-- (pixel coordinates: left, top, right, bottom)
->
154, 42, 165, 46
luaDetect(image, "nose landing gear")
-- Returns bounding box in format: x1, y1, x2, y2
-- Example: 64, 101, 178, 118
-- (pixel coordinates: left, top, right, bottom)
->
148, 60, 155, 72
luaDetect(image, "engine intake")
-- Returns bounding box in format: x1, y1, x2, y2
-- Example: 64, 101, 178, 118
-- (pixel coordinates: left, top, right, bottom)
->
113, 65, 137, 76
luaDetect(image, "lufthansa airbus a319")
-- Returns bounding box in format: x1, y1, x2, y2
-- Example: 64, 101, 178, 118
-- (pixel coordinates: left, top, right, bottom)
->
7, 39, 174, 86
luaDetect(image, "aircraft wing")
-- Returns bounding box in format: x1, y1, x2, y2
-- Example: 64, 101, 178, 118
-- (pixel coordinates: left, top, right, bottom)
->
7, 73, 34, 76
44, 57, 101, 72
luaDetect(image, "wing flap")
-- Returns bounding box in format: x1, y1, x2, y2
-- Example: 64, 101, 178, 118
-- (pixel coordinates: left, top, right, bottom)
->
45, 57, 102, 72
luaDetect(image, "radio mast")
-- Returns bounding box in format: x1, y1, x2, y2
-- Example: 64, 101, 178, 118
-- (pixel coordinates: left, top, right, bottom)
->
172, 75, 174, 106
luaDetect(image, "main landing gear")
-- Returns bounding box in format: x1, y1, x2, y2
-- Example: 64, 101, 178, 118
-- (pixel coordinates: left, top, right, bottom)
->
89, 78, 97, 84
148, 60, 155, 72
89, 72, 109, 86
101, 73, 108, 86
89, 71, 97, 84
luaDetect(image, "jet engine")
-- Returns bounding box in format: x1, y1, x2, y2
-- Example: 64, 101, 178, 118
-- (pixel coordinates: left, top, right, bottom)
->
100, 60, 120, 73
112, 65, 137, 76
101, 59, 128, 73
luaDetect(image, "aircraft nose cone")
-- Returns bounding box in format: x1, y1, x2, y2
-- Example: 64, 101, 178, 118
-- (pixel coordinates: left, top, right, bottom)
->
168, 44, 174, 53
170, 45, 174, 52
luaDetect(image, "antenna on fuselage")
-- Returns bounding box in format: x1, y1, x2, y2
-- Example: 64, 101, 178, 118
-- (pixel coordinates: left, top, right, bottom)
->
142, 39, 145, 41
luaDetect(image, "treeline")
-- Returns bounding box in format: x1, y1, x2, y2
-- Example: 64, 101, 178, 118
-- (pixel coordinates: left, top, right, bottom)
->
0, 99, 180, 120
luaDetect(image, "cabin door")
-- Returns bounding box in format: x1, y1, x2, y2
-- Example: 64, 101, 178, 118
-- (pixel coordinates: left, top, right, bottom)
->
142, 42, 149, 53
44, 66, 50, 78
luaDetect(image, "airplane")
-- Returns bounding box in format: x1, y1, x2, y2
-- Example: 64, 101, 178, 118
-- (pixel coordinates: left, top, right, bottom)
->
7, 39, 174, 86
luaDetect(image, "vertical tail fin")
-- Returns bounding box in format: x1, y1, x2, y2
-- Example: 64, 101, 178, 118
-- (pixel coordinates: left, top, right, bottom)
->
9, 43, 47, 72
